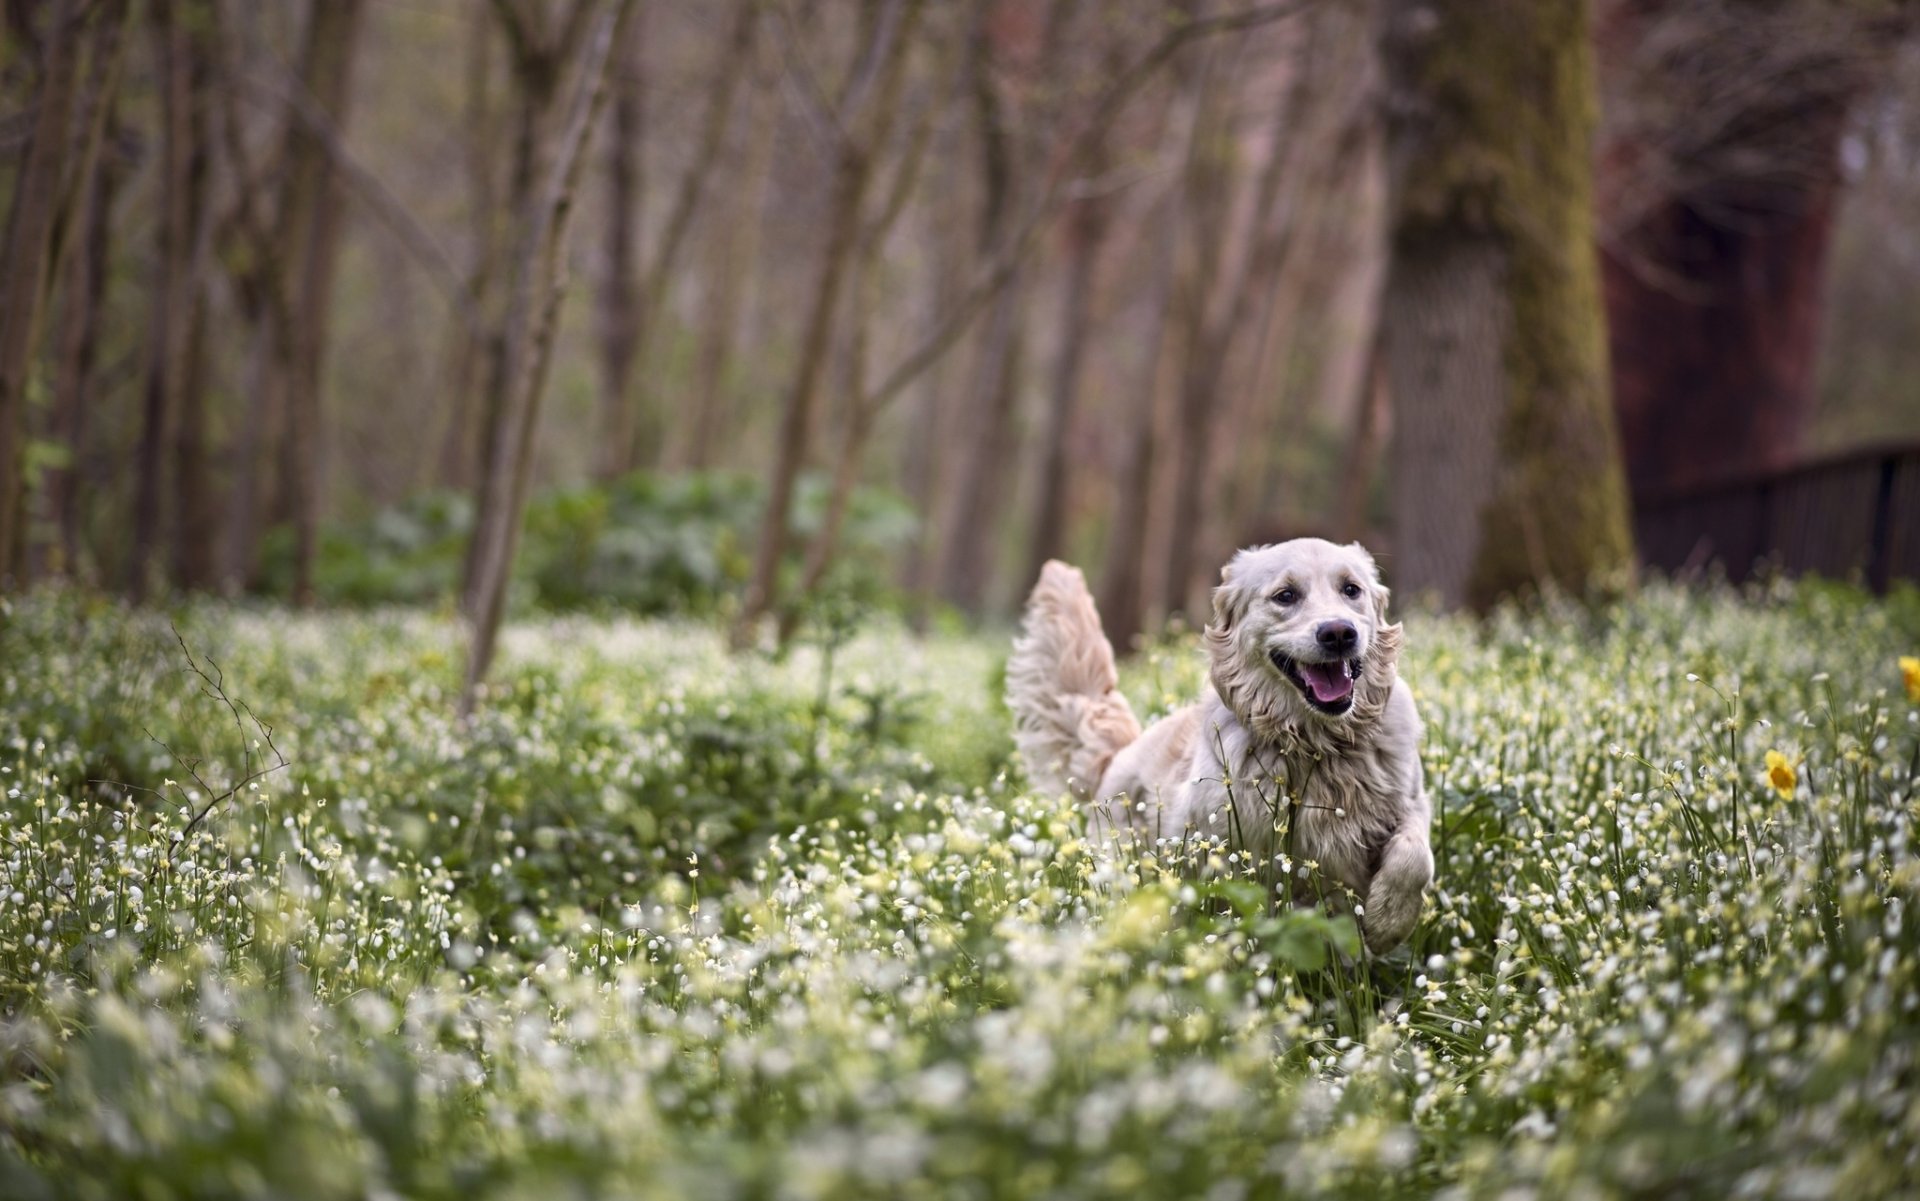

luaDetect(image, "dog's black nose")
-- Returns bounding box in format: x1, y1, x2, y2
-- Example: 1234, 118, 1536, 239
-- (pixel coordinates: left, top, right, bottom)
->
1316, 620, 1358, 654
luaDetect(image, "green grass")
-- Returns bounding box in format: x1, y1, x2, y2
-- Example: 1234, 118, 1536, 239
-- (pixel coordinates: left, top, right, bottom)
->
0, 580, 1917, 1199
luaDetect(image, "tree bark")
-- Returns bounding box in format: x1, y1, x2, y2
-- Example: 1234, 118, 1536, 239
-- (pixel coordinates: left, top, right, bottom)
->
0, 0, 88, 588
435, 9, 502, 493
599, 0, 759, 478
47, 119, 116, 581
1020, 137, 1108, 592
1380, 0, 1632, 609
461, 0, 586, 613
129, 0, 211, 599
684, 77, 776, 471
463, 0, 632, 715
39, 0, 129, 582
732, 0, 922, 646
170, 19, 218, 592
1160, 50, 1261, 621
282, 0, 368, 606
593, 7, 643, 482
931, 5, 1028, 614
1097, 81, 1196, 652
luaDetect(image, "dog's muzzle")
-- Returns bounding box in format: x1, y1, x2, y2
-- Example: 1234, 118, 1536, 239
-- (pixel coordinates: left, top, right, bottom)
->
1269, 648, 1363, 715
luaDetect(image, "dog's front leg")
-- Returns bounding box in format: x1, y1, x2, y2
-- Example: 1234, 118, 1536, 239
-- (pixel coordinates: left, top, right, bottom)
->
1361, 804, 1434, 954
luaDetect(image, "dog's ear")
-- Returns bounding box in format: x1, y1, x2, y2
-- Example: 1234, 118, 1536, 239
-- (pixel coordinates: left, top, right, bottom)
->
1208, 560, 1244, 635
1347, 541, 1391, 623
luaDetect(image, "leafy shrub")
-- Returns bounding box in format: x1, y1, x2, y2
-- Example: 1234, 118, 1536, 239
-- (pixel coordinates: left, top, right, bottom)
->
257, 469, 918, 616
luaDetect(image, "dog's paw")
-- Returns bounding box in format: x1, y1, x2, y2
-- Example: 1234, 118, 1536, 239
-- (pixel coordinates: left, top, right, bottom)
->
1362, 834, 1434, 954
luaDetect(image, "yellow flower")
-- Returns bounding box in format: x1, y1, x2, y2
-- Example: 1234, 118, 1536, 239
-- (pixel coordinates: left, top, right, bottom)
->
1901, 656, 1920, 704
1763, 750, 1796, 799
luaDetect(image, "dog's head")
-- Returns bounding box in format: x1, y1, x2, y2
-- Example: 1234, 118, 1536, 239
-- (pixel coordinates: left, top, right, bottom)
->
1204, 538, 1401, 731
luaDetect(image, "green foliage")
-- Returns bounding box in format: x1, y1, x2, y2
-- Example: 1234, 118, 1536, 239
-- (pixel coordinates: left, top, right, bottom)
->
257, 469, 918, 615
0, 579, 1917, 1198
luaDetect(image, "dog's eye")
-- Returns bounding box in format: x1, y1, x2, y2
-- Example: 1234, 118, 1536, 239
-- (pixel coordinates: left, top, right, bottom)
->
1272, 587, 1298, 605
1341, 581, 1363, 600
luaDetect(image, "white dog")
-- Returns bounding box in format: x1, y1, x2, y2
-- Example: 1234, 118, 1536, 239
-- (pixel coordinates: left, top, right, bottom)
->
1006, 539, 1433, 953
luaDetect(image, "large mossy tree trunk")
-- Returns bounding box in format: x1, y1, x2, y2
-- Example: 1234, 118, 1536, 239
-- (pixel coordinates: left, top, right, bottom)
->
1380, 0, 1632, 610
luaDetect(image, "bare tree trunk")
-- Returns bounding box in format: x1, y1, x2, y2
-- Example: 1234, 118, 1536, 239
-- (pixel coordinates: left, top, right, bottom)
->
463, 0, 632, 715
684, 79, 775, 471
436, 9, 502, 493
128, 0, 207, 600
1159, 53, 1256, 621
1099, 57, 1206, 652
40, 0, 129, 581
1331, 334, 1388, 540
283, 0, 368, 606
170, 24, 218, 592
1381, 0, 1632, 609
776, 86, 940, 644
0, 0, 88, 588
47, 130, 116, 581
593, 8, 643, 482
931, 7, 1026, 614
898, 124, 966, 618
602, 0, 759, 477
1021, 140, 1108, 590
1098, 185, 1185, 652
732, 0, 922, 646
460, 91, 543, 613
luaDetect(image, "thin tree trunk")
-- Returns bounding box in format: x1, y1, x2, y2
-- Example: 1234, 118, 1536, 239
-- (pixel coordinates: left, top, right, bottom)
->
684, 79, 775, 470
777, 86, 939, 644
932, 269, 1025, 612
1099, 194, 1184, 652
47, 130, 115, 581
898, 124, 966, 617
463, 0, 632, 716
42, 1, 129, 581
734, 149, 872, 643
283, 0, 368, 606
128, 0, 203, 600
732, 0, 921, 646
170, 24, 218, 592
604, 0, 759, 476
1020, 142, 1108, 590
593, 8, 643, 481
0, 0, 88, 588
930, 7, 1026, 614
1331, 334, 1388, 540
436, 9, 502, 493
460, 94, 543, 612
1099, 61, 1205, 652
213, 2, 284, 594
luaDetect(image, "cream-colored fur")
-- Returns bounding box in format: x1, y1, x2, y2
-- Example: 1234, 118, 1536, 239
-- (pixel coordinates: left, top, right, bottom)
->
1006, 540, 1433, 953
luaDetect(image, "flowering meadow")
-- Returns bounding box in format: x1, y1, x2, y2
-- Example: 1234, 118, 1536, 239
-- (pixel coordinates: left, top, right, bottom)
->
1, 581, 1917, 1200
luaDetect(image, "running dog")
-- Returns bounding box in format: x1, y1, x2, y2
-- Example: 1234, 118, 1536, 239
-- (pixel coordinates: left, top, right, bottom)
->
1005, 538, 1432, 952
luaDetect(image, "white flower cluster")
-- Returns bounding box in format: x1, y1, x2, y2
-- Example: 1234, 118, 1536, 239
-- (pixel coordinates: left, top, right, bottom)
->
0, 580, 1913, 1199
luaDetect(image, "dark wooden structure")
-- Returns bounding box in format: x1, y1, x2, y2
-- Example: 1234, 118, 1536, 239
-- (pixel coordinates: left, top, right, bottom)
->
1633, 442, 1920, 591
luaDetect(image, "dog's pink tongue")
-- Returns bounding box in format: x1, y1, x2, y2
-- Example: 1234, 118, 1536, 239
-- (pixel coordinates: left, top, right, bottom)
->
1301, 662, 1353, 703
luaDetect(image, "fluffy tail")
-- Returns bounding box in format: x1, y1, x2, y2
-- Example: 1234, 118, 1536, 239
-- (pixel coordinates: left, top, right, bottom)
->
1005, 561, 1141, 799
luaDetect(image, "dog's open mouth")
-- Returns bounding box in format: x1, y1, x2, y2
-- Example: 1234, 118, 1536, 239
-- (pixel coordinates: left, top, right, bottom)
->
1269, 650, 1362, 715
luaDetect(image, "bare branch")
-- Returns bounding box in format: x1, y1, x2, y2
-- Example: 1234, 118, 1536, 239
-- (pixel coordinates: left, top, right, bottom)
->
771, 0, 846, 158
854, 0, 1309, 423
236, 64, 478, 333
639, 0, 760, 316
